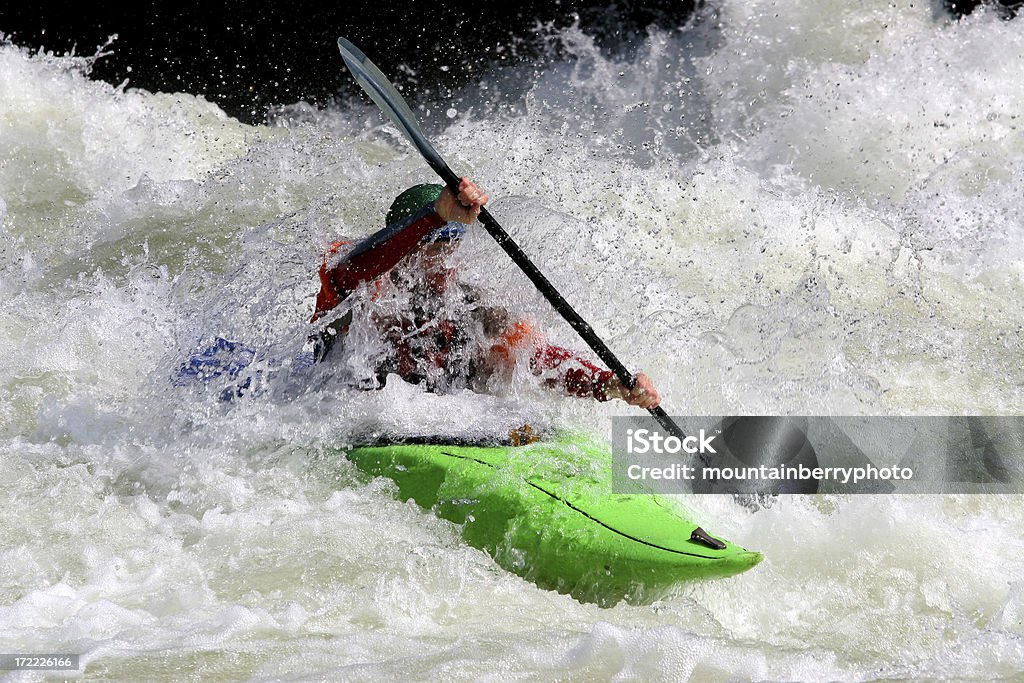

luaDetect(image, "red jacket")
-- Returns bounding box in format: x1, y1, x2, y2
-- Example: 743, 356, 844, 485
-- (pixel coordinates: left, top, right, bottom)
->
312, 205, 615, 401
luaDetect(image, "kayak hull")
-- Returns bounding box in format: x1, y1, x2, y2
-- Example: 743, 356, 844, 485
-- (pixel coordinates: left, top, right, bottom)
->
344, 433, 761, 605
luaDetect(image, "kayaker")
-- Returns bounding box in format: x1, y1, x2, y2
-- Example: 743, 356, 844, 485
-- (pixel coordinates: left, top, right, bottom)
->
308, 177, 661, 409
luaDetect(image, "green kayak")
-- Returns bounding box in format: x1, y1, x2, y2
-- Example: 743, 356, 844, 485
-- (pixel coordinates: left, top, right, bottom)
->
344, 431, 761, 606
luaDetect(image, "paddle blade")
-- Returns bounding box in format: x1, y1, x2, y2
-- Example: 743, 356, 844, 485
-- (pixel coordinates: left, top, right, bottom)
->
337, 37, 454, 182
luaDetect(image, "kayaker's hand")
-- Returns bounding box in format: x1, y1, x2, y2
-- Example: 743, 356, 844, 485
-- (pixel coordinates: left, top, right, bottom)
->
435, 177, 488, 224
607, 373, 661, 409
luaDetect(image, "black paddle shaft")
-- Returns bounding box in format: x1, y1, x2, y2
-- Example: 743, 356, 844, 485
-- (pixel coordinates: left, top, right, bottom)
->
434, 166, 686, 440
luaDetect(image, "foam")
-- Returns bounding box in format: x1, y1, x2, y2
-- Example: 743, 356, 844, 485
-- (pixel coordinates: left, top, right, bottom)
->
1, 3, 1023, 676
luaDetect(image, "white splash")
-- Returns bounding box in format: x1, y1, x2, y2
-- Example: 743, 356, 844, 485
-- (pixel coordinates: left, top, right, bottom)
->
1, 2, 1023, 678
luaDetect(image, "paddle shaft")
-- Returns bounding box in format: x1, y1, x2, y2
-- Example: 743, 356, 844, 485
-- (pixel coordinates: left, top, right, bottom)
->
433, 165, 685, 440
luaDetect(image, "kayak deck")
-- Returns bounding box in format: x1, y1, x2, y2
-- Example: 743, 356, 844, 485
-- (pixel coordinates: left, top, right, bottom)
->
343, 432, 761, 606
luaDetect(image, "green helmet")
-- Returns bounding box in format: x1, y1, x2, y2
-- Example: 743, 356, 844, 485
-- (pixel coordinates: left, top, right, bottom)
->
386, 183, 443, 226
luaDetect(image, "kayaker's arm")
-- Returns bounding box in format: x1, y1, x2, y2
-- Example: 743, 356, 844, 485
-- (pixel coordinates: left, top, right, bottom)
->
311, 205, 445, 322
487, 318, 661, 408
530, 345, 661, 408
311, 178, 488, 322
530, 343, 617, 401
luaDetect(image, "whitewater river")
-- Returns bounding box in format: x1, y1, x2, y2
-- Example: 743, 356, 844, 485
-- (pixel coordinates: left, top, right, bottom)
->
2, 1, 1023, 680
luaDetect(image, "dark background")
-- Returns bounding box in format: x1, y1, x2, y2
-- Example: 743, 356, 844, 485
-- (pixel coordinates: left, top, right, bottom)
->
0, 0, 700, 124
0, 0, 1016, 125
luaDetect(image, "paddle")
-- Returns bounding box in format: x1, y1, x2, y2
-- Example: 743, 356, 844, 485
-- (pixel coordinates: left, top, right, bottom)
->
337, 37, 688, 442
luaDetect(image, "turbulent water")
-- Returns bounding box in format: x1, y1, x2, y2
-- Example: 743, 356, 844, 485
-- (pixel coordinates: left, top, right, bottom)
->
2, 1, 1023, 680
